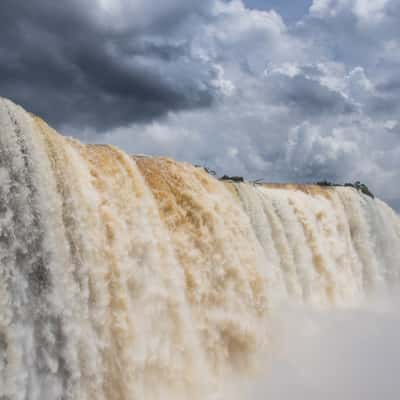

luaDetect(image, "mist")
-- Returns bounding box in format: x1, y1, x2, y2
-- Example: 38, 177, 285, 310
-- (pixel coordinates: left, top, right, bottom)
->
239, 294, 400, 399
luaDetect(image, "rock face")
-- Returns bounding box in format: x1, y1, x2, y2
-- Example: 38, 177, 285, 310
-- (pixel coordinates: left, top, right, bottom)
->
0, 97, 400, 400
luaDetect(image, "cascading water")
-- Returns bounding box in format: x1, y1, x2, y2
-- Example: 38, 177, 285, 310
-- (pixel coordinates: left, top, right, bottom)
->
0, 97, 399, 399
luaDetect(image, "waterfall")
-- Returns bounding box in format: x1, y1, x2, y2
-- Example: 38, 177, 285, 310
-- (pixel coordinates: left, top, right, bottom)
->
1, 97, 399, 399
